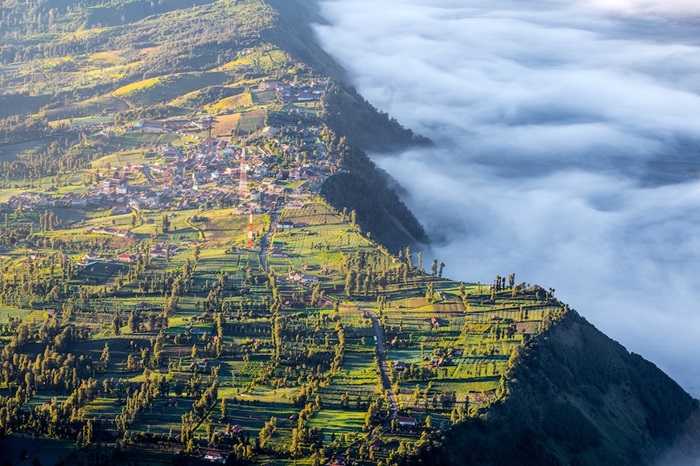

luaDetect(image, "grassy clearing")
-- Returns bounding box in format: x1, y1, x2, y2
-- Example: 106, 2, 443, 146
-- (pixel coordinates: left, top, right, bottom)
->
237, 109, 266, 134
113, 72, 231, 107
43, 96, 130, 121
0, 307, 37, 323
211, 113, 241, 137
307, 409, 366, 436
0, 138, 52, 164
206, 92, 254, 114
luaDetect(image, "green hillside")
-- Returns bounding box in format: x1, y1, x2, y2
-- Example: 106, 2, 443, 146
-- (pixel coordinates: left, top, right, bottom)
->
0, 0, 696, 465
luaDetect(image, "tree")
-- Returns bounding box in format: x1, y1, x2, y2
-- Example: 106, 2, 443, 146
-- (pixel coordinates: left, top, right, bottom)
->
81, 420, 94, 445
345, 270, 356, 297
101, 343, 110, 368
425, 282, 434, 303
112, 314, 122, 335
220, 398, 228, 422
340, 392, 350, 410
290, 428, 300, 457
431, 259, 438, 277
127, 311, 138, 333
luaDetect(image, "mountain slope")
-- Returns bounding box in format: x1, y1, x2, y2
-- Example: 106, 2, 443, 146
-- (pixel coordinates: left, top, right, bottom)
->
399, 310, 698, 466
0, 1, 696, 465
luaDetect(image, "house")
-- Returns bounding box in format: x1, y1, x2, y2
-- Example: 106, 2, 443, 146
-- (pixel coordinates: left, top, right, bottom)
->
135, 120, 164, 133
396, 415, 417, 427
117, 230, 135, 240
270, 247, 288, 258
160, 144, 180, 160
191, 327, 210, 336
203, 451, 226, 463
45, 309, 61, 318
117, 253, 137, 263
231, 424, 244, 434
430, 316, 440, 328
429, 357, 446, 368
77, 258, 96, 267
393, 361, 407, 371
253, 165, 268, 178
261, 126, 280, 137
111, 206, 130, 216
300, 275, 319, 285
326, 455, 351, 466
390, 336, 406, 348
188, 359, 209, 371
258, 81, 286, 92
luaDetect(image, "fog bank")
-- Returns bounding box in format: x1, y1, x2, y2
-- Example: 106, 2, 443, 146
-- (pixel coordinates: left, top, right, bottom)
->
315, 0, 700, 397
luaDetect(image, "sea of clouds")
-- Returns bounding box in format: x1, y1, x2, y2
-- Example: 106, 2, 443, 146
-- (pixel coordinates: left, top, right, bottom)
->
314, 0, 700, 401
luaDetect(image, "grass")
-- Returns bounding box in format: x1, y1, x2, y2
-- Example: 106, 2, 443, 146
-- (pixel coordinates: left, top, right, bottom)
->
130, 398, 196, 436
0, 307, 38, 323
211, 113, 241, 137
307, 408, 366, 436
113, 72, 231, 107
76, 261, 129, 285
43, 96, 130, 121
0, 138, 52, 164
206, 92, 254, 114
0, 23, 569, 461
237, 109, 266, 134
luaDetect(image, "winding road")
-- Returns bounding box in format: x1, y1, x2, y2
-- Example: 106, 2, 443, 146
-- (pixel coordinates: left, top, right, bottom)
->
364, 309, 399, 425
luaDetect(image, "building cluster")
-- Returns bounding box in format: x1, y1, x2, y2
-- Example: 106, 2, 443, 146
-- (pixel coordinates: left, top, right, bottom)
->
1, 111, 338, 221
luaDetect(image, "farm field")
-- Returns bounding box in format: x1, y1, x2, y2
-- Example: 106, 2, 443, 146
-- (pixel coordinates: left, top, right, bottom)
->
0, 183, 562, 463
0, 0, 578, 464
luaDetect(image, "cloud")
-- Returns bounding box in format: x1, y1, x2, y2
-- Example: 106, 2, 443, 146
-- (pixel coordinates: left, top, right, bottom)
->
570, 0, 700, 18
315, 0, 700, 396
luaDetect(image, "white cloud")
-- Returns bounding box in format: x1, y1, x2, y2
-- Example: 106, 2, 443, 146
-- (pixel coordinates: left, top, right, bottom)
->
316, 0, 700, 396
573, 0, 700, 18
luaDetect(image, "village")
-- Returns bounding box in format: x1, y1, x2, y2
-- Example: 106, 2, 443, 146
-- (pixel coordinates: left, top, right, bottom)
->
1, 98, 336, 220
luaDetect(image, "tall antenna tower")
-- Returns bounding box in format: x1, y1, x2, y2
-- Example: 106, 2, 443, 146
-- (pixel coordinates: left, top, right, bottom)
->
247, 205, 254, 249
238, 140, 248, 198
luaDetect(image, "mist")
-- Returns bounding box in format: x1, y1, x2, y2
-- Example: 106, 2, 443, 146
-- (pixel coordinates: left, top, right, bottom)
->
314, 0, 700, 398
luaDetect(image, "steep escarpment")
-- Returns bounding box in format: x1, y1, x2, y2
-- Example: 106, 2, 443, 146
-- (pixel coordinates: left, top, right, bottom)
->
402, 311, 698, 466
265, 0, 430, 252
267, 2, 697, 462
320, 157, 427, 253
